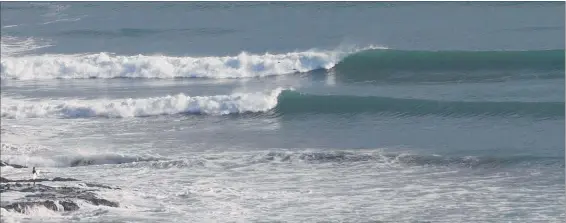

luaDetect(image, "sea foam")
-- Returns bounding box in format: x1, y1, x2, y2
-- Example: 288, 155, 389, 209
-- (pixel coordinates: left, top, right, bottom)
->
1, 88, 286, 119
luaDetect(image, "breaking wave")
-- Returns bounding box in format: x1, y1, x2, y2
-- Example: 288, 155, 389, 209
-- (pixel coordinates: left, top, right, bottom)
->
0, 46, 378, 80
0, 152, 163, 168
0, 88, 285, 118
4, 149, 560, 169
2, 47, 562, 81
2, 89, 562, 119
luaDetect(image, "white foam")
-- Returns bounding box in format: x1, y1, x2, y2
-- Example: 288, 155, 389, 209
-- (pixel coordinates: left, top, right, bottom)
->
1, 88, 286, 119
0, 36, 53, 57
1, 143, 51, 155
1, 155, 59, 168
0, 46, 381, 80
1, 205, 59, 218
41, 17, 82, 25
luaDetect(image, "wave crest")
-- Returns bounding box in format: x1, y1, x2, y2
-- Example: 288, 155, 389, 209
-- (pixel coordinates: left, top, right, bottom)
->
1, 47, 379, 80
1, 88, 285, 118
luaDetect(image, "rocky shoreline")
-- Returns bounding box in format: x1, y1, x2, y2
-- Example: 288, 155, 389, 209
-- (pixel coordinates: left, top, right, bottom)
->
1, 162, 121, 214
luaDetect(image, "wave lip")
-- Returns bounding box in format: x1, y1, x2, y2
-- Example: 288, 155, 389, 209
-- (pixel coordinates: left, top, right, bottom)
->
1, 88, 285, 119
0, 46, 379, 80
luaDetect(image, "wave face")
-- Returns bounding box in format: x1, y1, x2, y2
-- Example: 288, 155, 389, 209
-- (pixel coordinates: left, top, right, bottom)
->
336, 49, 565, 71
0, 47, 375, 80
333, 49, 565, 82
1, 89, 284, 118
275, 91, 564, 118
2, 89, 562, 119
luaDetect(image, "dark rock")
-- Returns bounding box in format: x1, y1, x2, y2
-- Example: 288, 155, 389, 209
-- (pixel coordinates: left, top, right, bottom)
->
1, 176, 120, 211
11, 164, 27, 168
2, 183, 119, 209
0, 161, 27, 168
19, 184, 55, 193
0, 177, 50, 183
59, 200, 79, 211
52, 177, 80, 182
78, 194, 119, 207
1, 177, 80, 183
0, 183, 9, 193
2, 199, 79, 212
70, 159, 95, 167
84, 183, 120, 190
25, 193, 57, 199
0, 177, 54, 183
2, 200, 58, 213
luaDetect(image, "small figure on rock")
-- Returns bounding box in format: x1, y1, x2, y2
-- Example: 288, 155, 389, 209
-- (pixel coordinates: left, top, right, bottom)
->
32, 167, 37, 185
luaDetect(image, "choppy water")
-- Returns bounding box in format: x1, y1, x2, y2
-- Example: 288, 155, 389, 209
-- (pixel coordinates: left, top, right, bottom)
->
1, 2, 564, 222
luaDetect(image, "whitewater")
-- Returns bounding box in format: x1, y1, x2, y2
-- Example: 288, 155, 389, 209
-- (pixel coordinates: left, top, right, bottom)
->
0, 46, 384, 80
1, 2, 564, 223
1, 88, 284, 118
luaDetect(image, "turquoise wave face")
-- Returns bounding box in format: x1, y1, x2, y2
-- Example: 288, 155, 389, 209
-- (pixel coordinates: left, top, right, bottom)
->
275, 90, 565, 118
331, 49, 565, 83
337, 49, 565, 71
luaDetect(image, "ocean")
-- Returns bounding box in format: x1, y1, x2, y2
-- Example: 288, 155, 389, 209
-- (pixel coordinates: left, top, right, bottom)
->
0, 2, 564, 222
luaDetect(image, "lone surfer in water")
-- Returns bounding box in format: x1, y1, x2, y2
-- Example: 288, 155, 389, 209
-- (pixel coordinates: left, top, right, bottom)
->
32, 167, 37, 185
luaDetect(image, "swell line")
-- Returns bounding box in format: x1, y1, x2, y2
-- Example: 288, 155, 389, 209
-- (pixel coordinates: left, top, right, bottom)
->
2, 89, 562, 119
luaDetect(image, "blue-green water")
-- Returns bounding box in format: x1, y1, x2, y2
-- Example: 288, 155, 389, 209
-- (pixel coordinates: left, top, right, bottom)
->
1, 2, 564, 222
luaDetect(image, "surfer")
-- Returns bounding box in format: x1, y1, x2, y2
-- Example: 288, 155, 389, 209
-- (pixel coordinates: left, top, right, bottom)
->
32, 167, 37, 185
